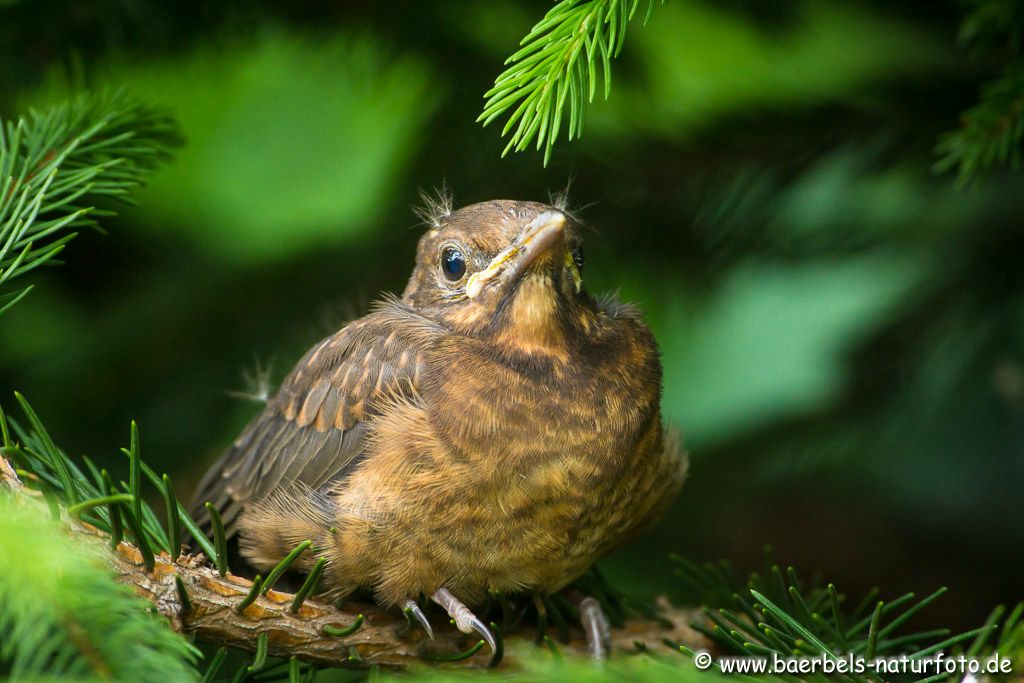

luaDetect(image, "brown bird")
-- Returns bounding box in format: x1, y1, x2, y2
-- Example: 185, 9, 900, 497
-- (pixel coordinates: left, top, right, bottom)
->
191, 197, 686, 653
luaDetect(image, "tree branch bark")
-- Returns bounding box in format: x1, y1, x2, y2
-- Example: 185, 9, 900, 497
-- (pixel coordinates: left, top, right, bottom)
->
0, 453, 706, 670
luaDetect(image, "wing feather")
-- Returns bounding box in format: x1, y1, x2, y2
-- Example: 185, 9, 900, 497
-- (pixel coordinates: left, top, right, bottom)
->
190, 300, 440, 539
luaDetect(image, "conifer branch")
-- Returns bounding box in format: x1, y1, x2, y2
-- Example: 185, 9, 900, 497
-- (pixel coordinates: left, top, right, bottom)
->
669, 552, 1024, 678
0, 89, 180, 315
480, 0, 659, 166
0, 491, 199, 682
935, 61, 1024, 183
936, 0, 1024, 183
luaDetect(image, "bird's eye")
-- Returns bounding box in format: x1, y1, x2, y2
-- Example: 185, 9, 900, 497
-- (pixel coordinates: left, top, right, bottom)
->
571, 246, 585, 272
441, 247, 466, 281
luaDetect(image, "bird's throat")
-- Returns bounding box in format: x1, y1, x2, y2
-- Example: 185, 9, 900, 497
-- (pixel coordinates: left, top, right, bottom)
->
493, 275, 570, 362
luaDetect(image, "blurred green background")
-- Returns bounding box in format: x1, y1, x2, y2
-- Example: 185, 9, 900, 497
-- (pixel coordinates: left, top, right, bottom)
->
1, 0, 1021, 631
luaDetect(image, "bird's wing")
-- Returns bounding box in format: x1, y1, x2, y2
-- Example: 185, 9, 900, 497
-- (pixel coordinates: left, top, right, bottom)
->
191, 299, 443, 539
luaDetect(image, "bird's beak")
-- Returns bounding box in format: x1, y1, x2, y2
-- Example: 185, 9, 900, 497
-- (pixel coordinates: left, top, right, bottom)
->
466, 211, 566, 299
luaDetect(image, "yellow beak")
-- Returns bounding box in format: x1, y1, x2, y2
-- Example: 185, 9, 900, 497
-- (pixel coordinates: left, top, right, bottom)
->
466, 211, 566, 299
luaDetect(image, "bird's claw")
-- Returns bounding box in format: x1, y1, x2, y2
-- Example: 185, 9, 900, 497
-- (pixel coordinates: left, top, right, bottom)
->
402, 598, 434, 639
463, 614, 498, 654
580, 596, 611, 659
431, 587, 497, 654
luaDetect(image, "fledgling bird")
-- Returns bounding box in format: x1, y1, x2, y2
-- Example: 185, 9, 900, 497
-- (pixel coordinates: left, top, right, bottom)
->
191, 198, 686, 653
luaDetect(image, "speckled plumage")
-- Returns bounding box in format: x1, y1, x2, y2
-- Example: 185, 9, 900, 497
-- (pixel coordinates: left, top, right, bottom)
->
192, 199, 686, 608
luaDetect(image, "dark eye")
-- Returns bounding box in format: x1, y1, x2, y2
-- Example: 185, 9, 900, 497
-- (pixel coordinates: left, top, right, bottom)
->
441, 246, 466, 281
571, 246, 584, 271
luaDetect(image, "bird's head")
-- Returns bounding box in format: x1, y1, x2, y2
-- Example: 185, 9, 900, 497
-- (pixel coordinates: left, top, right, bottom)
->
402, 199, 592, 359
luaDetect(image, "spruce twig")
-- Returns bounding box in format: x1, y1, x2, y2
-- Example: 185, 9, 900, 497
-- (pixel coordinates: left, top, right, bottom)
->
0, 90, 180, 315
480, 0, 660, 165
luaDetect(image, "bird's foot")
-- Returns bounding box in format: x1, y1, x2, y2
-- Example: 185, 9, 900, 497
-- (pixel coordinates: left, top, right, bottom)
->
579, 596, 611, 659
431, 587, 498, 654
401, 598, 434, 639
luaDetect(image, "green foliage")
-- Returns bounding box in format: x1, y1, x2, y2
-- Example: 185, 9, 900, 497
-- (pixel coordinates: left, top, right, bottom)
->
481, 0, 941, 163
936, 0, 1024, 182
32, 33, 442, 263
0, 395, 276, 681
0, 496, 199, 682
956, 0, 1024, 52
656, 255, 920, 447
591, 0, 939, 140
480, 0, 659, 165
0, 89, 179, 315
3, 392, 218, 563
935, 62, 1024, 183
482, 0, 1024, 181
671, 553, 1024, 682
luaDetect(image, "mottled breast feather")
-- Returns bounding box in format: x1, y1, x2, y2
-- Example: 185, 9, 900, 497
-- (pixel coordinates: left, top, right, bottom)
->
190, 298, 444, 538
